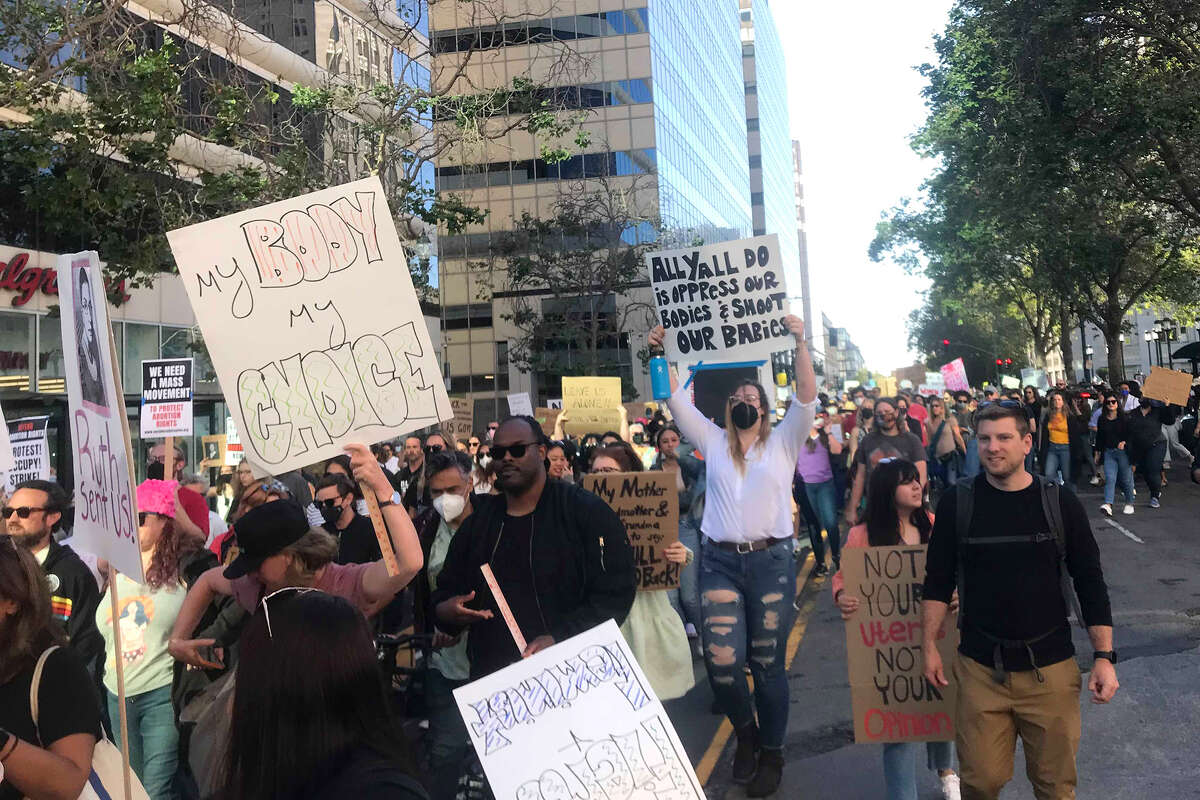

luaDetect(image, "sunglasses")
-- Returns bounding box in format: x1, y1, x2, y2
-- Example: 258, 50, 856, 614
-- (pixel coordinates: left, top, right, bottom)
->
2, 506, 47, 519
591, 466, 622, 474
260, 586, 321, 640
468, 440, 480, 446
488, 424, 498, 430
1106, 400, 1119, 405
491, 441, 537, 460
137, 511, 163, 526
424, 444, 444, 454
316, 498, 344, 510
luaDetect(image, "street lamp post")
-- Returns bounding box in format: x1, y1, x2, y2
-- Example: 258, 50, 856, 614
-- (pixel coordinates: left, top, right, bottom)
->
1145, 331, 1155, 372
1084, 345, 1094, 382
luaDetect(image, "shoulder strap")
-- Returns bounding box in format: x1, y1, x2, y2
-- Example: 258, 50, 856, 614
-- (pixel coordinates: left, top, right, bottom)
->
29, 645, 59, 737
954, 478, 974, 630
1038, 477, 1085, 628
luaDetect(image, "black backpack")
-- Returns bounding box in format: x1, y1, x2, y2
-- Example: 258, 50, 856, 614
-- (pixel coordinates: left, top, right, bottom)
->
953, 476, 1084, 632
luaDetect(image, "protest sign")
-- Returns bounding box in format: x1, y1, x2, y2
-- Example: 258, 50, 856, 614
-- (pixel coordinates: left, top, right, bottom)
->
562, 376, 622, 435
446, 396, 476, 441
59, 251, 143, 582
939, 358, 969, 392
224, 416, 244, 466
3, 415, 51, 493
1141, 366, 1193, 407
533, 407, 560, 437
924, 372, 945, 393
166, 176, 452, 474
140, 357, 194, 438
582, 471, 679, 591
1000, 374, 1021, 389
0, 403, 12, 476
842, 545, 958, 744
454, 619, 703, 800
506, 392, 533, 417
1020, 367, 1048, 391
647, 233, 792, 363
917, 385, 938, 397
200, 435, 226, 468
547, 398, 563, 409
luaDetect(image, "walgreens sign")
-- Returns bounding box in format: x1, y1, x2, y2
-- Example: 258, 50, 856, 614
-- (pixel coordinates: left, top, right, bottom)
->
0, 250, 128, 306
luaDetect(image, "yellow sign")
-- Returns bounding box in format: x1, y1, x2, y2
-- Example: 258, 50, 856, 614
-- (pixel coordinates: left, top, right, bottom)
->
562, 377, 622, 436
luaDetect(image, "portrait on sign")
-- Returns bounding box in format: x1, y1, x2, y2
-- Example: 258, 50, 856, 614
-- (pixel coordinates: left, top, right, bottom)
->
74, 266, 109, 414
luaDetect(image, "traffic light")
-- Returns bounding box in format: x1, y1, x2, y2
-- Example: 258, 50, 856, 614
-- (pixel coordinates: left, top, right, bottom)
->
941, 338, 950, 356
1004, 358, 1013, 367
995, 358, 1002, 366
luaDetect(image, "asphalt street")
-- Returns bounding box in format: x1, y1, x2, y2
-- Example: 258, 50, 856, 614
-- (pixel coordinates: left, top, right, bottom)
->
669, 463, 1200, 799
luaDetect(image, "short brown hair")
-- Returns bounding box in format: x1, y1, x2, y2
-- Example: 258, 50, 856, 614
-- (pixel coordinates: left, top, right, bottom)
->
976, 403, 1030, 437
282, 528, 339, 583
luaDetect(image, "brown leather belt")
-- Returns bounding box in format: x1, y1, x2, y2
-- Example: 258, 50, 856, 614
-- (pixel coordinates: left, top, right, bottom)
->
707, 536, 791, 554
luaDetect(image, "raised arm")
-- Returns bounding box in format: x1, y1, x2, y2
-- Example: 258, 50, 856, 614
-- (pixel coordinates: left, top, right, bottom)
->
345, 443, 424, 604
649, 325, 722, 448
772, 315, 819, 459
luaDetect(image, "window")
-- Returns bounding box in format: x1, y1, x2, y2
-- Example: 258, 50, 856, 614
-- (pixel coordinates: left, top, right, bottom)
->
750, 192, 763, 206
123, 323, 160, 393
432, 8, 649, 53
748, 155, 762, 168
0, 312, 33, 392
442, 304, 494, 331
745, 83, 757, 95
36, 314, 64, 393
746, 117, 759, 132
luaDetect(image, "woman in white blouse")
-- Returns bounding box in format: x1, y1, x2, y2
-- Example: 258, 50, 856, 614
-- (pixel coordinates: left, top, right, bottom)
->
648, 315, 815, 796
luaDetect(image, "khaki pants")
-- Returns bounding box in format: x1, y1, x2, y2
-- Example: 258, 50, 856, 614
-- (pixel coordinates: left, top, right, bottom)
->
953, 652, 1082, 800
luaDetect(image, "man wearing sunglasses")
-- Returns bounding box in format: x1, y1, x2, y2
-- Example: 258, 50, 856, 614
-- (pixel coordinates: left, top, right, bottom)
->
315, 473, 379, 565
5, 480, 104, 695
432, 416, 636, 680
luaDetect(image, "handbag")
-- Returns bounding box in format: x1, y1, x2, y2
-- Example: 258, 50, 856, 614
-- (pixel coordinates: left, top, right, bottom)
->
31, 646, 151, 800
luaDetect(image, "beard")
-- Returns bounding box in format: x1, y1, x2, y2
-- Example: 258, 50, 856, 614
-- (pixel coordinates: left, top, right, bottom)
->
9, 528, 49, 549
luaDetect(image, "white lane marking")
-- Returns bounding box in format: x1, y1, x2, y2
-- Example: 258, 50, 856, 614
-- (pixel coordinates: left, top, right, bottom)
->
1103, 517, 1145, 544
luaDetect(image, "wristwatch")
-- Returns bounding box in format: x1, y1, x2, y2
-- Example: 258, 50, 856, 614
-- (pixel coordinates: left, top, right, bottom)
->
1093, 650, 1118, 664
377, 491, 402, 509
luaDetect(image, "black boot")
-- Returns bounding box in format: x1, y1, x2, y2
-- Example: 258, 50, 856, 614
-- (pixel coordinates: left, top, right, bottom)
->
731, 724, 759, 784
746, 748, 784, 797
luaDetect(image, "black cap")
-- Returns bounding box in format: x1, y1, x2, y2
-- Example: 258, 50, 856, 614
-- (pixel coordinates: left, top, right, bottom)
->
223, 501, 310, 579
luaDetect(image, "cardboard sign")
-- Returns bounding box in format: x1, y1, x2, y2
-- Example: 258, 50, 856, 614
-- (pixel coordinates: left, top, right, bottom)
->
648, 233, 792, 363
167, 176, 452, 474
842, 545, 957, 744
140, 357, 194, 438
453, 619, 703, 800
200, 434, 226, 468
582, 471, 679, 591
3, 415, 51, 493
1000, 374, 1021, 389
506, 391, 533, 417
533, 407, 560, 437
59, 252, 143, 582
939, 358, 969, 392
562, 376, 622, 435
446, 396, 476, 440
1142, 366, 1193, 407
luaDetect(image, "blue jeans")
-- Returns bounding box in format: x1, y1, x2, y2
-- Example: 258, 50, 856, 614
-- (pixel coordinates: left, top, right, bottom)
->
803, 479, 841, 566
108, 685, 179, 800
426, 669, 471, 800
1043, 442, 1072, 488
882, 741, 955, 800
964, 438, 980, 478
700, 538, 796, 750
1103, 448, 1134, 505
668, 518, 702, 630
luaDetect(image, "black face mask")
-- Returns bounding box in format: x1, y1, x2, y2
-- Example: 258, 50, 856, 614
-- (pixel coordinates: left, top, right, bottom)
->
319, 503, 342, 526
860, 409, 874, 420
731, 402, 759, 430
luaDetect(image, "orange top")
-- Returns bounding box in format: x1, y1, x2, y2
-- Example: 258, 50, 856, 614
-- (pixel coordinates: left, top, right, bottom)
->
831, 513, 935, 600
1047, 412, 1069, 444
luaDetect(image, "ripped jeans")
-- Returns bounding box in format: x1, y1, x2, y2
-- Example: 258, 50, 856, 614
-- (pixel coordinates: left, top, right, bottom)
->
700, 538, 797, 750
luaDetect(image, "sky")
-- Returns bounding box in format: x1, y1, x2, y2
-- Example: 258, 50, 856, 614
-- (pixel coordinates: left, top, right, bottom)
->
772, 0, 956, 373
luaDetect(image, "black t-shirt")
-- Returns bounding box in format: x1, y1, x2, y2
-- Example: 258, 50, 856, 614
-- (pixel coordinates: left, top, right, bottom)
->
310, 747, 427, 800
488, 513, 549, 661
0, 647, 101, 800
924, 475, 1113, 671
327, 513, 382, 565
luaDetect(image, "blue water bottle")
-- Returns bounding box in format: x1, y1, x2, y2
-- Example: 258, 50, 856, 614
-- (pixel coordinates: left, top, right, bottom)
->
650, 345, 671, 400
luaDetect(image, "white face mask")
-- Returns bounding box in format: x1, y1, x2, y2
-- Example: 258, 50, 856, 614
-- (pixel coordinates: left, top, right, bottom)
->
433, 491, 467, 522
854, 396, 864, 407
478, 456, 492, 469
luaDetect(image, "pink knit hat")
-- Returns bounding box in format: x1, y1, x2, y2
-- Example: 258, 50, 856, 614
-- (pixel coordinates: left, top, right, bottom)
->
137, 479, 178, 518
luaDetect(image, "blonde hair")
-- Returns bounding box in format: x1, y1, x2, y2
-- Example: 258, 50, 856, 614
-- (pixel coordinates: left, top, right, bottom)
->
724, 380, 772, 472
281, 528, 340, 584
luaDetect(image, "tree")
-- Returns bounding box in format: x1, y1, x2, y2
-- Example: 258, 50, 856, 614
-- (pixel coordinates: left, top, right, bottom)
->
907, 283, 1031, 384
0, 0, 591, 294
479, 173, 665, 397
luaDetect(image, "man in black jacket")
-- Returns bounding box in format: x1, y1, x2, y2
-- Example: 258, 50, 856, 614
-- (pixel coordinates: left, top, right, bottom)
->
1127, 397, 1171, 508
432, 415, 636, 680
5, 480, 104, 680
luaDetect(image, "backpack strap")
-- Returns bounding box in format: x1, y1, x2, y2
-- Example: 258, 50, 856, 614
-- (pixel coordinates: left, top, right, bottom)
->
1038, 477, 1085, 628
954, 478, 974, 631
29, 645, 59, 744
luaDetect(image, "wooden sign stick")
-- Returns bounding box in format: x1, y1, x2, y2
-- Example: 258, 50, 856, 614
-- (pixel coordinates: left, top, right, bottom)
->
163, 435, 173, 480
361, 484, 401, 577
481, 563, 528, 653
106, 329, 136, 800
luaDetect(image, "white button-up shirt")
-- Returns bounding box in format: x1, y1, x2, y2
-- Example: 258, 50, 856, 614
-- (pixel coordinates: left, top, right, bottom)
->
668, 387, 816, 544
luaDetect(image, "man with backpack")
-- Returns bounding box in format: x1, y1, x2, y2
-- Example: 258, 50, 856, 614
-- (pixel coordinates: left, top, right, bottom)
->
921, 403, 1119, 799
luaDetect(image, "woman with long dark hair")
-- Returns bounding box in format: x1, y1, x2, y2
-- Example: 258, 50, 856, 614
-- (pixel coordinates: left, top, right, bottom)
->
1096, 392, 1135, 516
0, 540, 101, 800
97, 479, 201, 799
218, 590, 425, 799
831, 459, 960, 800
648, 315, 816, 795
1039, 390, 1078, 489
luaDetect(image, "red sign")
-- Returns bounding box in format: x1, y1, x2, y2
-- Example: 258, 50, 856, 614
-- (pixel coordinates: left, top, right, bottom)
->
0, 251, 129, 307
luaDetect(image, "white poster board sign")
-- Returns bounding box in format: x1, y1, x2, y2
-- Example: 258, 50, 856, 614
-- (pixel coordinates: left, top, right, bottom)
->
647, 233, 791, 363
224, 416, 244, 466
3, 416, 51, 493
58, 251, 143, 582
140, 357, 194, 437
167, 177, 452, 474
506, 392, 533, 417
454, 619, 703, 800
0, 402, 13, 476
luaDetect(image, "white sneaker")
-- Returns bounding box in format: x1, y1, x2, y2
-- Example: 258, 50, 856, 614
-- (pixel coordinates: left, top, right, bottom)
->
1089, 476, 1101, 486
1123, 504, 1135, 515
941, 773, 962, 800
1100, 503, 1112, 516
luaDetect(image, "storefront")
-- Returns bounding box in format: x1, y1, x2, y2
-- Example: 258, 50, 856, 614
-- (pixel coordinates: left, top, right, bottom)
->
0, 244, 230, 489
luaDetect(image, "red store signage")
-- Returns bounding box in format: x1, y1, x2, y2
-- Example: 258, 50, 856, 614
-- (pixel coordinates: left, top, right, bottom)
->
0, 251, 129, 307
